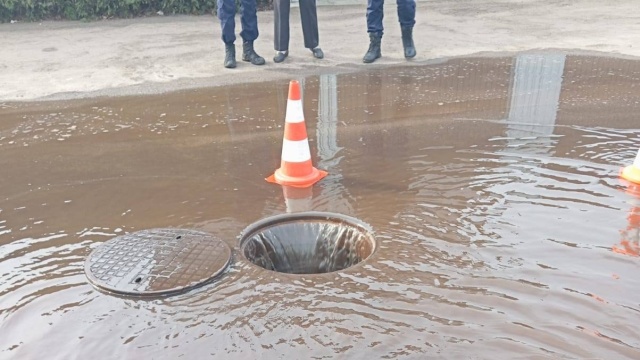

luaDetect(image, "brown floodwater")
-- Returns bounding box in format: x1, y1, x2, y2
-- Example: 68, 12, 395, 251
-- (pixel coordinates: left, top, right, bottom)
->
1, 53, 640, 359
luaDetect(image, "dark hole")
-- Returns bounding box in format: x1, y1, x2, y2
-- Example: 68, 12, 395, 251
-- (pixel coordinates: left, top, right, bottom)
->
240, 214, 375, 275
135, 277, 142, 283
176, 235, 182, 240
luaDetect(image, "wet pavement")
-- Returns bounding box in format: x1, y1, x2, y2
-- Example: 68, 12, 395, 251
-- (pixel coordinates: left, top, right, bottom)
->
1, 52, 640, 359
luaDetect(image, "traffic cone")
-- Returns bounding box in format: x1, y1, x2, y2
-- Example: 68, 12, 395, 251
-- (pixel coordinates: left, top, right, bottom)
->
266, 80, 327, 187
623, 182, 640, 198
612, 205, 640, 257
620, 149, 640, 185
282, 185, 313, 213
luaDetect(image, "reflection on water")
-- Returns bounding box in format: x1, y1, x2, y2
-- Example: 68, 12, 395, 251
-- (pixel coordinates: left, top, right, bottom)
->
1, 53, 640, 359
505, 53, 565, 153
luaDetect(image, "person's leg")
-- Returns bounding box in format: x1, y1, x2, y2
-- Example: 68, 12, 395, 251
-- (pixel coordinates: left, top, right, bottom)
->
363, 0, 384, 63
396, 0, 416, 29
239, 0, 265, 65
299, 0, 319, 50
239, 0, 258, 43
218, 0, 236, 44
396, 0, 416, 58
274, 0, 290, 52
218, 0, 237, 68
273, 0, 290, 62
366, 0, 384, 34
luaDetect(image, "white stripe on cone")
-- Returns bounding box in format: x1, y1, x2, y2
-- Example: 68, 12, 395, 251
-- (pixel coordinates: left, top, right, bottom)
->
285, 100, 304, 123
281, 139, 311, 163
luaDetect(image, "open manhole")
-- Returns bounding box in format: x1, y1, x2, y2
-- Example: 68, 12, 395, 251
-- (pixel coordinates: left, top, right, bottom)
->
84, 228, 231, 297
239, 212, 376, 274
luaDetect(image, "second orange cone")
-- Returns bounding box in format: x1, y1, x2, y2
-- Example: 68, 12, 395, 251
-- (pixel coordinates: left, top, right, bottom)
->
266, 80, 327, 187
621, 149, 640, 185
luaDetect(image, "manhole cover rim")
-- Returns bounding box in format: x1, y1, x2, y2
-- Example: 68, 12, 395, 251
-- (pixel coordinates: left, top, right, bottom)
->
238, 211, 376, 243
238, 211, 377, 275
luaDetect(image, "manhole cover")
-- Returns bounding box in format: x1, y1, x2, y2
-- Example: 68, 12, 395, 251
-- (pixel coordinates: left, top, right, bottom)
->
239, 212, 376, 274
85, 228, 231, 297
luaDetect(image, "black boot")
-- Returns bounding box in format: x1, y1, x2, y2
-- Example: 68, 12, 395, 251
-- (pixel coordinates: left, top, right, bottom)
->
224, 43, 236, 69
363, 32, 382, 63
401, 26, 416, 59
273, 50, 288, 63
311, 47, 324, 59
242, 41, 265, 65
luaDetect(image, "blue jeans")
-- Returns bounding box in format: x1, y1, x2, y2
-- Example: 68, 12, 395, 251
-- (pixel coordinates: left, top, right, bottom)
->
366, 0, 416, 33
218, 0, 259, 44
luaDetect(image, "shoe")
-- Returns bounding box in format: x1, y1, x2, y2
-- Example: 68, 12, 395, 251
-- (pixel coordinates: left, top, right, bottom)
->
242, 41, 265, 65
224, 43, 236, 68
311, 47, 324, 59
273, 50, 288, 63
401, 26, 416, 59
363, 32, 382, 63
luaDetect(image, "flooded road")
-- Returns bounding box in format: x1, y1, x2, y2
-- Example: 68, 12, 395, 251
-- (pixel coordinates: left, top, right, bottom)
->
1, 53, 640, 359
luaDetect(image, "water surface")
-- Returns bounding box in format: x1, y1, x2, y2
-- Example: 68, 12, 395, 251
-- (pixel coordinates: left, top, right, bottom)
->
1, 53, 639, 359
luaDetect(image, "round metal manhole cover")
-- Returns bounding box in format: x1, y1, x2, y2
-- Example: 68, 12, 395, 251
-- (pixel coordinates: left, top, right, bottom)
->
84, 228, 231, 297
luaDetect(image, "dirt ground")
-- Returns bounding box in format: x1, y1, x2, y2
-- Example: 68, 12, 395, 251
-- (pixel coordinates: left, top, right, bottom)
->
1, 0, 639, 101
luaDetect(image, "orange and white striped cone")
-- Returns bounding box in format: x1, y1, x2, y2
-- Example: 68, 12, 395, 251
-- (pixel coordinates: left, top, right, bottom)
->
266, 80, 327, 187
613, 205, 640, 257
620, 149, 640, 185
282, 185, 313, 213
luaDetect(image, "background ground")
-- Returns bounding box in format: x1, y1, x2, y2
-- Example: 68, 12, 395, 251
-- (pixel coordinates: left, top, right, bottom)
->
1, 0, 639, 101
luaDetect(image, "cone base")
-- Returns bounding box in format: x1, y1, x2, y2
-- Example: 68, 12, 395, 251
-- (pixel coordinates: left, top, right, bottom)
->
621, 165, 640, 185
266, 167, 327, 187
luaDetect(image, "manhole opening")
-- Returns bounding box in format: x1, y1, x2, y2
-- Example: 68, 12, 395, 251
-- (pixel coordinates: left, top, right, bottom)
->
239, 212, 376, 275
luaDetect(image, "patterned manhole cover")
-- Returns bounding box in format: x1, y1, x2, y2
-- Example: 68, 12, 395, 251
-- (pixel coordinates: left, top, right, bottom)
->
84, 228, 231, 297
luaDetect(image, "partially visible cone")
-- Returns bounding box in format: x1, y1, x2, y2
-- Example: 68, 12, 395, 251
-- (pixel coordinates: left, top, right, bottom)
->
282, 185, 313, 213
266, 80, 327, 187
620, 149, 640, 185
612, 206, 640, 257
624, 182, 640, 198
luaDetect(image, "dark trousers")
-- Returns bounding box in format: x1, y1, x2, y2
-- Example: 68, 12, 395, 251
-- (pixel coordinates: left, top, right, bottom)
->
218, 0, 259, 45
366, 0, 416, 33
274, 0, 319, 51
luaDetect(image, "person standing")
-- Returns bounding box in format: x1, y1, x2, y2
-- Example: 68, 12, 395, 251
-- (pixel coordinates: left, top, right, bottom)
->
362, 0, 416, 63
218, 0, 266, 68
272, 0, 324, 63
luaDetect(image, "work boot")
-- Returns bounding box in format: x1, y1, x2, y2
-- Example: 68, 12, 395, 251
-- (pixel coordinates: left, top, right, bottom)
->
242, 41, 265, 65
224, 43, 236, 69
401, 26, 416, 59
363, 32, 382, 63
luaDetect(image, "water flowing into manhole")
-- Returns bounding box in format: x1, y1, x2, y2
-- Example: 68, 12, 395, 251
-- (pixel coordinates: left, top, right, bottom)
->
84, 228, 231, 297
239, 212, 376, 274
